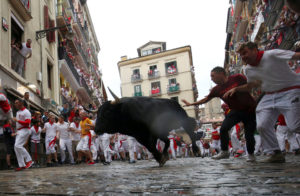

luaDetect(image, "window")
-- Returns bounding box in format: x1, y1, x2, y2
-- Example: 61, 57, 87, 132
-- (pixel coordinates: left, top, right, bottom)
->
132, 69, 140, 79
152, 47, 161, 54
165, 61, 178, 75
170, 96, 178, 102
134, 85, 142, 96
11, 14, 24, 77
151, 81, 161, 95
148, 65, 158, 77
169, 78, 177, 86
47, 62, 53, 89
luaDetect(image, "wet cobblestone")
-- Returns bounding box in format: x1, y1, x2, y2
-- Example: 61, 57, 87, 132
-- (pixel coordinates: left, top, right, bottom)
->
0, 155, 300, 195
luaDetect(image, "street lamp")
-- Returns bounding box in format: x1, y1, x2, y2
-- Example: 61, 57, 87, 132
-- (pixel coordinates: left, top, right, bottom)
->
35, 23, 74, 40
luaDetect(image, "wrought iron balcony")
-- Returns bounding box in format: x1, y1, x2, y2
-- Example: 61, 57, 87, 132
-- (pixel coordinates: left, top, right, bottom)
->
131, 74, 143, 83
148, 70, 160, 80
167, 84, 180, 94
133, 92, 143, 97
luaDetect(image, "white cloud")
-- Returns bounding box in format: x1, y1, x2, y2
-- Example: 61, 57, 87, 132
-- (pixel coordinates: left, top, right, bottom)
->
87, 0, 229, 100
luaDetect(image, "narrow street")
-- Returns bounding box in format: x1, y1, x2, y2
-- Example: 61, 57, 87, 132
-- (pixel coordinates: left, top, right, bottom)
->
0, 155, 299, 195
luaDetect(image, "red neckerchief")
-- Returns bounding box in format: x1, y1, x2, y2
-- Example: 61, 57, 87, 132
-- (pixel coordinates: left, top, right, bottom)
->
75, 122, 79, 128
250, 51, 264, 67
20, 107, 26, 111
26, 43, 31, 48
49, 120, 54, 125
34, 125, 39, 133
82, 117, 88, 121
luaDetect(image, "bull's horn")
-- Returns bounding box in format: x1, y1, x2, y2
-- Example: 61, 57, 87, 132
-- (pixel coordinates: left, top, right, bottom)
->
82, 106, 98, 113
108, 87, 120, 103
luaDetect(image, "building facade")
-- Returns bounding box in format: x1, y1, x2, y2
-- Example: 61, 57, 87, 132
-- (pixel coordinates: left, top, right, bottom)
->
0, 0, 106, 114
224, 0, 300, 77
118, 41, 198, 118
200, 98, 224, 123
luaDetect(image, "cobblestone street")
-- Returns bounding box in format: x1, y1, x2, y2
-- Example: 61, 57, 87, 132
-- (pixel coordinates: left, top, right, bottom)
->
0, 154, 300, 195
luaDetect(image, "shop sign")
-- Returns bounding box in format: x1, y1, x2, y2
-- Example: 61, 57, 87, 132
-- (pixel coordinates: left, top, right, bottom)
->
2, 17, 8, 31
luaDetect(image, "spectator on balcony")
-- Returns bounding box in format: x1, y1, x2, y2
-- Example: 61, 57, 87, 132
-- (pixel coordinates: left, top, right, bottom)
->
61, 103, 70, 122
23, 92, 30, 111
17, 39, 32, 77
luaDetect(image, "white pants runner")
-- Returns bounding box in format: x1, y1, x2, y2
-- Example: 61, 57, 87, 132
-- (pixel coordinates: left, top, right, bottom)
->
276, 125, 300, 152
127, 137, 137, 161
59, 138, 74, 163
256, 89, 300, 152
14, 129, 32, 167
230, 129, 243, 152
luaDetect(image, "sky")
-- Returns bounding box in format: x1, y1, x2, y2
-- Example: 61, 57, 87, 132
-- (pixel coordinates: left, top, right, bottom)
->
87, 0, 229, 100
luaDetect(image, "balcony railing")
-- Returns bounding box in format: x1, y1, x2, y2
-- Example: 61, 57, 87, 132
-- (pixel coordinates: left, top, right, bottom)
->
133, 92, 143, 97
167, 84, 180, 94
68, 0, 88, 42
76, 42, 90, 67
148, 70, 160, 79
11, 46, 26, 78
166, 67, 178, 76
131, 74, 143, 83
150, 88, 161, 97
63, 52, 92, 95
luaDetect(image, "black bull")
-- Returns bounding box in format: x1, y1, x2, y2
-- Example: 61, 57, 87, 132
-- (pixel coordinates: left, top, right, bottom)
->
93, 97, 199, 166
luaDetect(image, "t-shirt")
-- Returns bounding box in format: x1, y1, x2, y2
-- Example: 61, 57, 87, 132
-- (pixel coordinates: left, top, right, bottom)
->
69, 122, 81, 141
207, 74, 256, 112
16, 108, 31, 130
30, 126, 42, 143
245, 49, 300, 92
80, 118, 92, 137
57, 121, 71, 140
20, 43, 32, 58
44, 122, 57, 138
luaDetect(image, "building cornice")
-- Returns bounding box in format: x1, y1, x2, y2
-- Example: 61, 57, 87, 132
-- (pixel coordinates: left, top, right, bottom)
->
118, 46, 192, 67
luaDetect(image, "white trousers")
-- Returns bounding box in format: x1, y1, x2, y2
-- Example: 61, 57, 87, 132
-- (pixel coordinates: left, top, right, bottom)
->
59, 139, 74, 163
100, 137, 114, 162
169, 139, 176, 159
45, 136, 56, 155
230, 128, 243, 151
76, 135, 90, 151
211, 139, 220, 150
90, 143, 98, 161
254, 134, 262, 154
14, 129, 32, 167
256, 89, 300, 152
127, 137, 137, 161
276, 125, 300, 152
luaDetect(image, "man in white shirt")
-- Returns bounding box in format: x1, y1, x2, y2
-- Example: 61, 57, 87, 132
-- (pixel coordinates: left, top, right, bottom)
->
30, 120, 42, 166
225, 41, 300, 163
17, 39, 32, 77
69, 117, 81, 160
43, 114, 59, 166
12, 99, 33, 171
57, 115, 74, 164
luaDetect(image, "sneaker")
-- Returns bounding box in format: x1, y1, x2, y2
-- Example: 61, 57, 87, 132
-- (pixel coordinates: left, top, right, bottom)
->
25, 161, 34, 169
211, 151, 230, 160
260, 152, 285, 163
88, 161, 95, 165
15, 167, 25, 171
246, 154, 256, 162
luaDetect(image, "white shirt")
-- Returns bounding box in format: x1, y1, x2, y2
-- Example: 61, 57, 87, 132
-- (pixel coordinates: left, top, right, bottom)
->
16, 108, 31, 130
44, 122, 58, 138
57, 121, 71, 140
30, 126, 42, 143
245, 49, 300, 92
20, 43, 32, 58
69, 122, 81, 141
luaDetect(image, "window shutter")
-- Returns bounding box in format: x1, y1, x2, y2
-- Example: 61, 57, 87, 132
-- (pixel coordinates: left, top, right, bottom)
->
44, 6, 51, 42
49, 20, 56, 43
